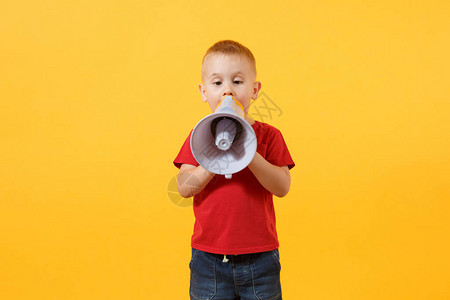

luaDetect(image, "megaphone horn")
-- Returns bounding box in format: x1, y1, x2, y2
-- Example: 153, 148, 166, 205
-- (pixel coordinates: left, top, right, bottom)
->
190, 96, 257, 179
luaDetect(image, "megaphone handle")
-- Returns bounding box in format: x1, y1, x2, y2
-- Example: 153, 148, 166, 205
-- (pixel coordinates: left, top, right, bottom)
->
225, 174, 232, 179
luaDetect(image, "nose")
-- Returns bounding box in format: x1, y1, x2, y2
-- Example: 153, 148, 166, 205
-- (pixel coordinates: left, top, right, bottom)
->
222, 82, 234, 97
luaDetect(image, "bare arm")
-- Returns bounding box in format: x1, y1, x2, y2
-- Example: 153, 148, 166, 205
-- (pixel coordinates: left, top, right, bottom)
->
177, 164, 215, 198
247, 152, 291, 197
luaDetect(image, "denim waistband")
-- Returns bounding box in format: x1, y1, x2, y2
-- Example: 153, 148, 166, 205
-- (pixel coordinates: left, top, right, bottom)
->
195, 248, 276, 263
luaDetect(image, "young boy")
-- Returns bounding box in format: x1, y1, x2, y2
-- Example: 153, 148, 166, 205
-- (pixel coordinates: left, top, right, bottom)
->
173, 40, 295, 300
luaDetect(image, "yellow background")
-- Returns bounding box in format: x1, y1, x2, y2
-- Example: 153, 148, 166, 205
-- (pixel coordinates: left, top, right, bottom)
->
1, 0, 449, 299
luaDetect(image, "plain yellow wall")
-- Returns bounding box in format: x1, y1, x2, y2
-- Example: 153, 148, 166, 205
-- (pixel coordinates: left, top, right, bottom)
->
1, 0, 449, 299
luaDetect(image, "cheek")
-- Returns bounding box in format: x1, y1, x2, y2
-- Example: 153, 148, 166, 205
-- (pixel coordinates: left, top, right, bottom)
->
206, 88, 220, 97
207, 100, 219, 112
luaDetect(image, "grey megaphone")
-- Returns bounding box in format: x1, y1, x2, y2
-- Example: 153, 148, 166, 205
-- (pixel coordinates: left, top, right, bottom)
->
190, 95, 257, 179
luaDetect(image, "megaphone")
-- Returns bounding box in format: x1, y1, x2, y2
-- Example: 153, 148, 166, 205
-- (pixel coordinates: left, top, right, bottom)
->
190, 95, 257, 179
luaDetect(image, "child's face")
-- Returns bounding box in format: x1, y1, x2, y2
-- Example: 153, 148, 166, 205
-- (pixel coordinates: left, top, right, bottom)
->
199, 54, 261, 116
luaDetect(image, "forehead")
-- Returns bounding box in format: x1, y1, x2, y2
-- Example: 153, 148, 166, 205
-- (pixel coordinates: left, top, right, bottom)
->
202, 53, 255, 78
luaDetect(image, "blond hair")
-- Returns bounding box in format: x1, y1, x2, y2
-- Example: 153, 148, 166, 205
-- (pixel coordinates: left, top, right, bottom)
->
202, 40, 256, 77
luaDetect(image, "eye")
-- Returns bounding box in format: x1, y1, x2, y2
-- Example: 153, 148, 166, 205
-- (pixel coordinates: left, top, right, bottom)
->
213, 81, 222, 86
233, 80, 243, 84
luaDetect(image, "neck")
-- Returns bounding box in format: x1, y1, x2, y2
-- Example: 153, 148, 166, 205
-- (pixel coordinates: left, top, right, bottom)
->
245, 115, 255, 125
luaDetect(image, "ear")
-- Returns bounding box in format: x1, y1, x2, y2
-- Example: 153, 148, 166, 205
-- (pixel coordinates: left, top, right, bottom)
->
198, 84, 208, 102
251, 81, 262, 100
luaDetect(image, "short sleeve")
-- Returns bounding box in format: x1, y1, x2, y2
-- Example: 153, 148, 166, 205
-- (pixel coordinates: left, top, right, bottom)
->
173, 131, 200, 169
265, 130, 295, 169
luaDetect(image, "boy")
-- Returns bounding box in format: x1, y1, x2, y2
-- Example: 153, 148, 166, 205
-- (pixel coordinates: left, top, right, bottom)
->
174, 40, 295, 300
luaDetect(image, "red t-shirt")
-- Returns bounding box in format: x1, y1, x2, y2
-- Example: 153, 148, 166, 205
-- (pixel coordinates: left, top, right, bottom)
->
173, 121, 295, 255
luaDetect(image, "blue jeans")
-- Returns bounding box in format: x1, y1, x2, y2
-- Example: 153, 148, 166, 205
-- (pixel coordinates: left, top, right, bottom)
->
189, 248, 282, 300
